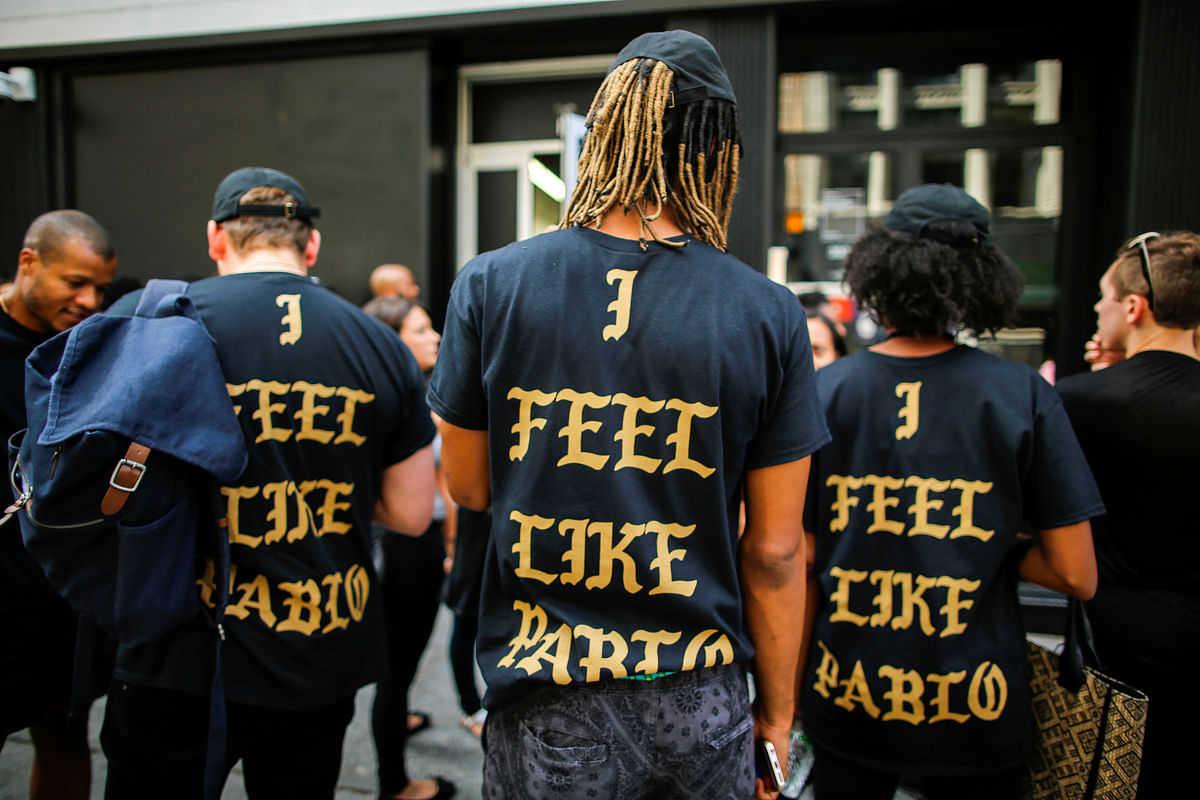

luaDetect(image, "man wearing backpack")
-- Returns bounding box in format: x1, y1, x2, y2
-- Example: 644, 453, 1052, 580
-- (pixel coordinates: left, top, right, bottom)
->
1, 209, 116, 799
99, 167, 437, 799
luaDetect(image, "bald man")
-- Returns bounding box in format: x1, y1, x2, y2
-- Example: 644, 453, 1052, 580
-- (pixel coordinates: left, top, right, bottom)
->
1, 209, 116, 800
370, 263, 420, 300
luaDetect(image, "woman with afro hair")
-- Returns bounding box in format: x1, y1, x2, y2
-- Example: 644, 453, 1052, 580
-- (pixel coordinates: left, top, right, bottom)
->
796, 184, 1102, 799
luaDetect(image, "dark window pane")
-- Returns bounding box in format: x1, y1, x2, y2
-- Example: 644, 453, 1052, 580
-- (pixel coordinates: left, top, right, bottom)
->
477, 170, 517, 253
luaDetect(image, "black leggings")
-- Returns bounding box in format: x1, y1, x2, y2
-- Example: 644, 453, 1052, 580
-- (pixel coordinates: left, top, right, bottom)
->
371, 521, 445, 794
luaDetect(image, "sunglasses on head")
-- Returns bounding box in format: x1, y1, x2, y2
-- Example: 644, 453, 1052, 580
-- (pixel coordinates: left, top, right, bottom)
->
1123, 231, 1161, 311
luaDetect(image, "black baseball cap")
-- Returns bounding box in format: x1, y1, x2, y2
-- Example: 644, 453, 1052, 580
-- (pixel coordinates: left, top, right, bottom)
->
609, 30, 736, 105
885, 184, 990, 244
211, 167, 321, 224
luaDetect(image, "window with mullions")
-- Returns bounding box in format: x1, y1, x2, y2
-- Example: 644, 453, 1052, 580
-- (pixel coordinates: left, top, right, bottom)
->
776, 58, 1065, 358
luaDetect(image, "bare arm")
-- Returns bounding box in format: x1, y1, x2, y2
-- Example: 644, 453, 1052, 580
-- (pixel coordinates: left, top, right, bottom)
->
794, 530, 820, 720
436, 461, 459, 572
1018, 521, 1097, 600
741, 456, 811, 799
438, 417, 491, 511
373, 444, 436, 536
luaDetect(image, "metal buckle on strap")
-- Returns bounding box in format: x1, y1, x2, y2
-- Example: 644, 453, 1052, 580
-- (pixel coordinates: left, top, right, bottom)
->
3, 460, 32, 526
109, 458, 146, 493
101, 442, 151, 516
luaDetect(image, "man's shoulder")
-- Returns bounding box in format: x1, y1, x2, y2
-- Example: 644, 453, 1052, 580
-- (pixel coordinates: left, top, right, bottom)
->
1055, 366, 1107, 400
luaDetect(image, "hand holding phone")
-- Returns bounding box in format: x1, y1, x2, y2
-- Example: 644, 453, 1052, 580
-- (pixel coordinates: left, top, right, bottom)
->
755, 738, 785, 793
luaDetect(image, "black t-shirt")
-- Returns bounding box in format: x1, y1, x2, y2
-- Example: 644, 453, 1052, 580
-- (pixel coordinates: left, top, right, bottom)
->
1057, 351, 1200, 594
802, 346, 1104, 775
429, 226, 830, 710
109, 272, 435, 709
0, 308, 61, 610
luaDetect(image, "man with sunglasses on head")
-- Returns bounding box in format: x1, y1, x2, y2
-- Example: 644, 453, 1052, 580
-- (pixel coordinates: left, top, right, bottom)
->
1056, 230, 1200, 800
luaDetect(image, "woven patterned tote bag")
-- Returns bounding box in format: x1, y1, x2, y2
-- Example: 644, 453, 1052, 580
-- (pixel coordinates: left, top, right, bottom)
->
1024, 601, 1148, 800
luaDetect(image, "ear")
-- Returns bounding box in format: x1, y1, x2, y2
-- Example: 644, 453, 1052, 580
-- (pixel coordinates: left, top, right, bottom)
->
1126, 292, 1152, 325
303, 229, 321, 268
207, 220, 227, 264
16, 247, 40, 280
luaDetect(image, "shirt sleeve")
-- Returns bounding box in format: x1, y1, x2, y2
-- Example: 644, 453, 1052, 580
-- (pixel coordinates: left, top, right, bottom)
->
378, 325, 437, 466
427, 261, 488, 430
1022, 376, 1106, 529
745, 294, 832, 470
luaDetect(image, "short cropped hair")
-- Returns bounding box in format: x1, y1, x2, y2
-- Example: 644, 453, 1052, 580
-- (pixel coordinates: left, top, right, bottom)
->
1110, 231, 1200, 330
23, 209, 115, 263
844, 220, 1025, 338
220, 186, 312, 255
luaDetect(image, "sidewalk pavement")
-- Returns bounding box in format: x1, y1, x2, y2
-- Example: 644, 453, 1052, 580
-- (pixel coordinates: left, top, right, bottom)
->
0, 606, 485, 800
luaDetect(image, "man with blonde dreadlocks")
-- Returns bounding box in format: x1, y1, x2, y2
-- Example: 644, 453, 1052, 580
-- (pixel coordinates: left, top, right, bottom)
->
429, 30, 828, 800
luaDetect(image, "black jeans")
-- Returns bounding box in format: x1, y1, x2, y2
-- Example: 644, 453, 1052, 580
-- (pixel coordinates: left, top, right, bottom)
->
101, 681, 355, 800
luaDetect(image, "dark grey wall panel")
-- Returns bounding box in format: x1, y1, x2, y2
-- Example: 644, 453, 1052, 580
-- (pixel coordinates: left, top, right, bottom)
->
71, 49, 428, 302
1127, 0, 1200, 233
0, 69, 54, 278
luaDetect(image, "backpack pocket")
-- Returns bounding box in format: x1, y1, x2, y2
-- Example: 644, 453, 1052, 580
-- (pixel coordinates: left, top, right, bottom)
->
115, 493, 203, 646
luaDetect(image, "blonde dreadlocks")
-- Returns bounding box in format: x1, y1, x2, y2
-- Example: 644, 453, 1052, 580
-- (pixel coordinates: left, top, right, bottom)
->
562, 58, 741, 251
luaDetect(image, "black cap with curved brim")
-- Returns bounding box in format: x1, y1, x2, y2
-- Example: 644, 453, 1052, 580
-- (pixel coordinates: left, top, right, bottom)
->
609, 30, 736, 106
885, 183, 990, 245
211, 166, 321, 224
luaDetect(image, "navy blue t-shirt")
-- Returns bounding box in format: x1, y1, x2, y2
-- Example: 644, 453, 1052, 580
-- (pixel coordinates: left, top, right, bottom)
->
429, 226, 830, 709
109, 272, 435, 709
801, 346, 1104, 774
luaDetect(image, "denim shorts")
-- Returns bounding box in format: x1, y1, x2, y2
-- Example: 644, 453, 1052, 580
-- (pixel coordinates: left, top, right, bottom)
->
483, 664, 754, 800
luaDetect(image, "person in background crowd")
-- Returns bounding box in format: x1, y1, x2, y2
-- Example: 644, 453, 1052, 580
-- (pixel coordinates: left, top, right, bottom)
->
1, 209, 116, 800
371, 263, 420, 301
799, 184, 1100, 800
100, 167, 436, 799
442, 507, 489, 740
1057, 230, 1200, 800
805, 311, 846, 370
363, 294, 457, 800
429, 30, 829, 800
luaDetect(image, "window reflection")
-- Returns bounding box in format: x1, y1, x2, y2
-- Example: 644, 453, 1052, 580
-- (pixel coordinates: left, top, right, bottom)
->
778, 59, 1063, 291
779, 60, 1061, 132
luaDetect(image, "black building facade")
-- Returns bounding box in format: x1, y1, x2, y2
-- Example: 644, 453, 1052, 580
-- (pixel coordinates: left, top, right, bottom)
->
1, 0, 1196, 375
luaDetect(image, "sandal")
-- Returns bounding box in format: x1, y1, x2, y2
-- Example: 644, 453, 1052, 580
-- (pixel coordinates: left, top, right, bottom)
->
460, 708, 486, 738
381, 776, 456, 800
407, 710, 432, 735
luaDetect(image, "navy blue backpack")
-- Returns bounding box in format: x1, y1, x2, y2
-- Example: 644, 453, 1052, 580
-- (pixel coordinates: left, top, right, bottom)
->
6, 279, 247, 645
5, 280, 247, 799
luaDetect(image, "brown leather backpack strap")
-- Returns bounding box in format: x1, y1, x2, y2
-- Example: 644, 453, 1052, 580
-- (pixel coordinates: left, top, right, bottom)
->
101, 442, 151, 516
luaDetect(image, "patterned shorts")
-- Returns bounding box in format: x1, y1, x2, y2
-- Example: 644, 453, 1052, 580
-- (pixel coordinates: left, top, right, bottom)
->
483, 664, 754, 800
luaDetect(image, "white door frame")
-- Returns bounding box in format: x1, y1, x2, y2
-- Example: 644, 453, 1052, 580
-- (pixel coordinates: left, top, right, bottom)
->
455, 55, 611, 270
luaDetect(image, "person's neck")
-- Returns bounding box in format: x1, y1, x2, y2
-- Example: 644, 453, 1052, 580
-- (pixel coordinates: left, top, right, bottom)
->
870, 331, 956, 357
0, 287, 49, 334
219, 246, 307, 276
592, 201, 685, 242
1125, 324, 1198, 360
